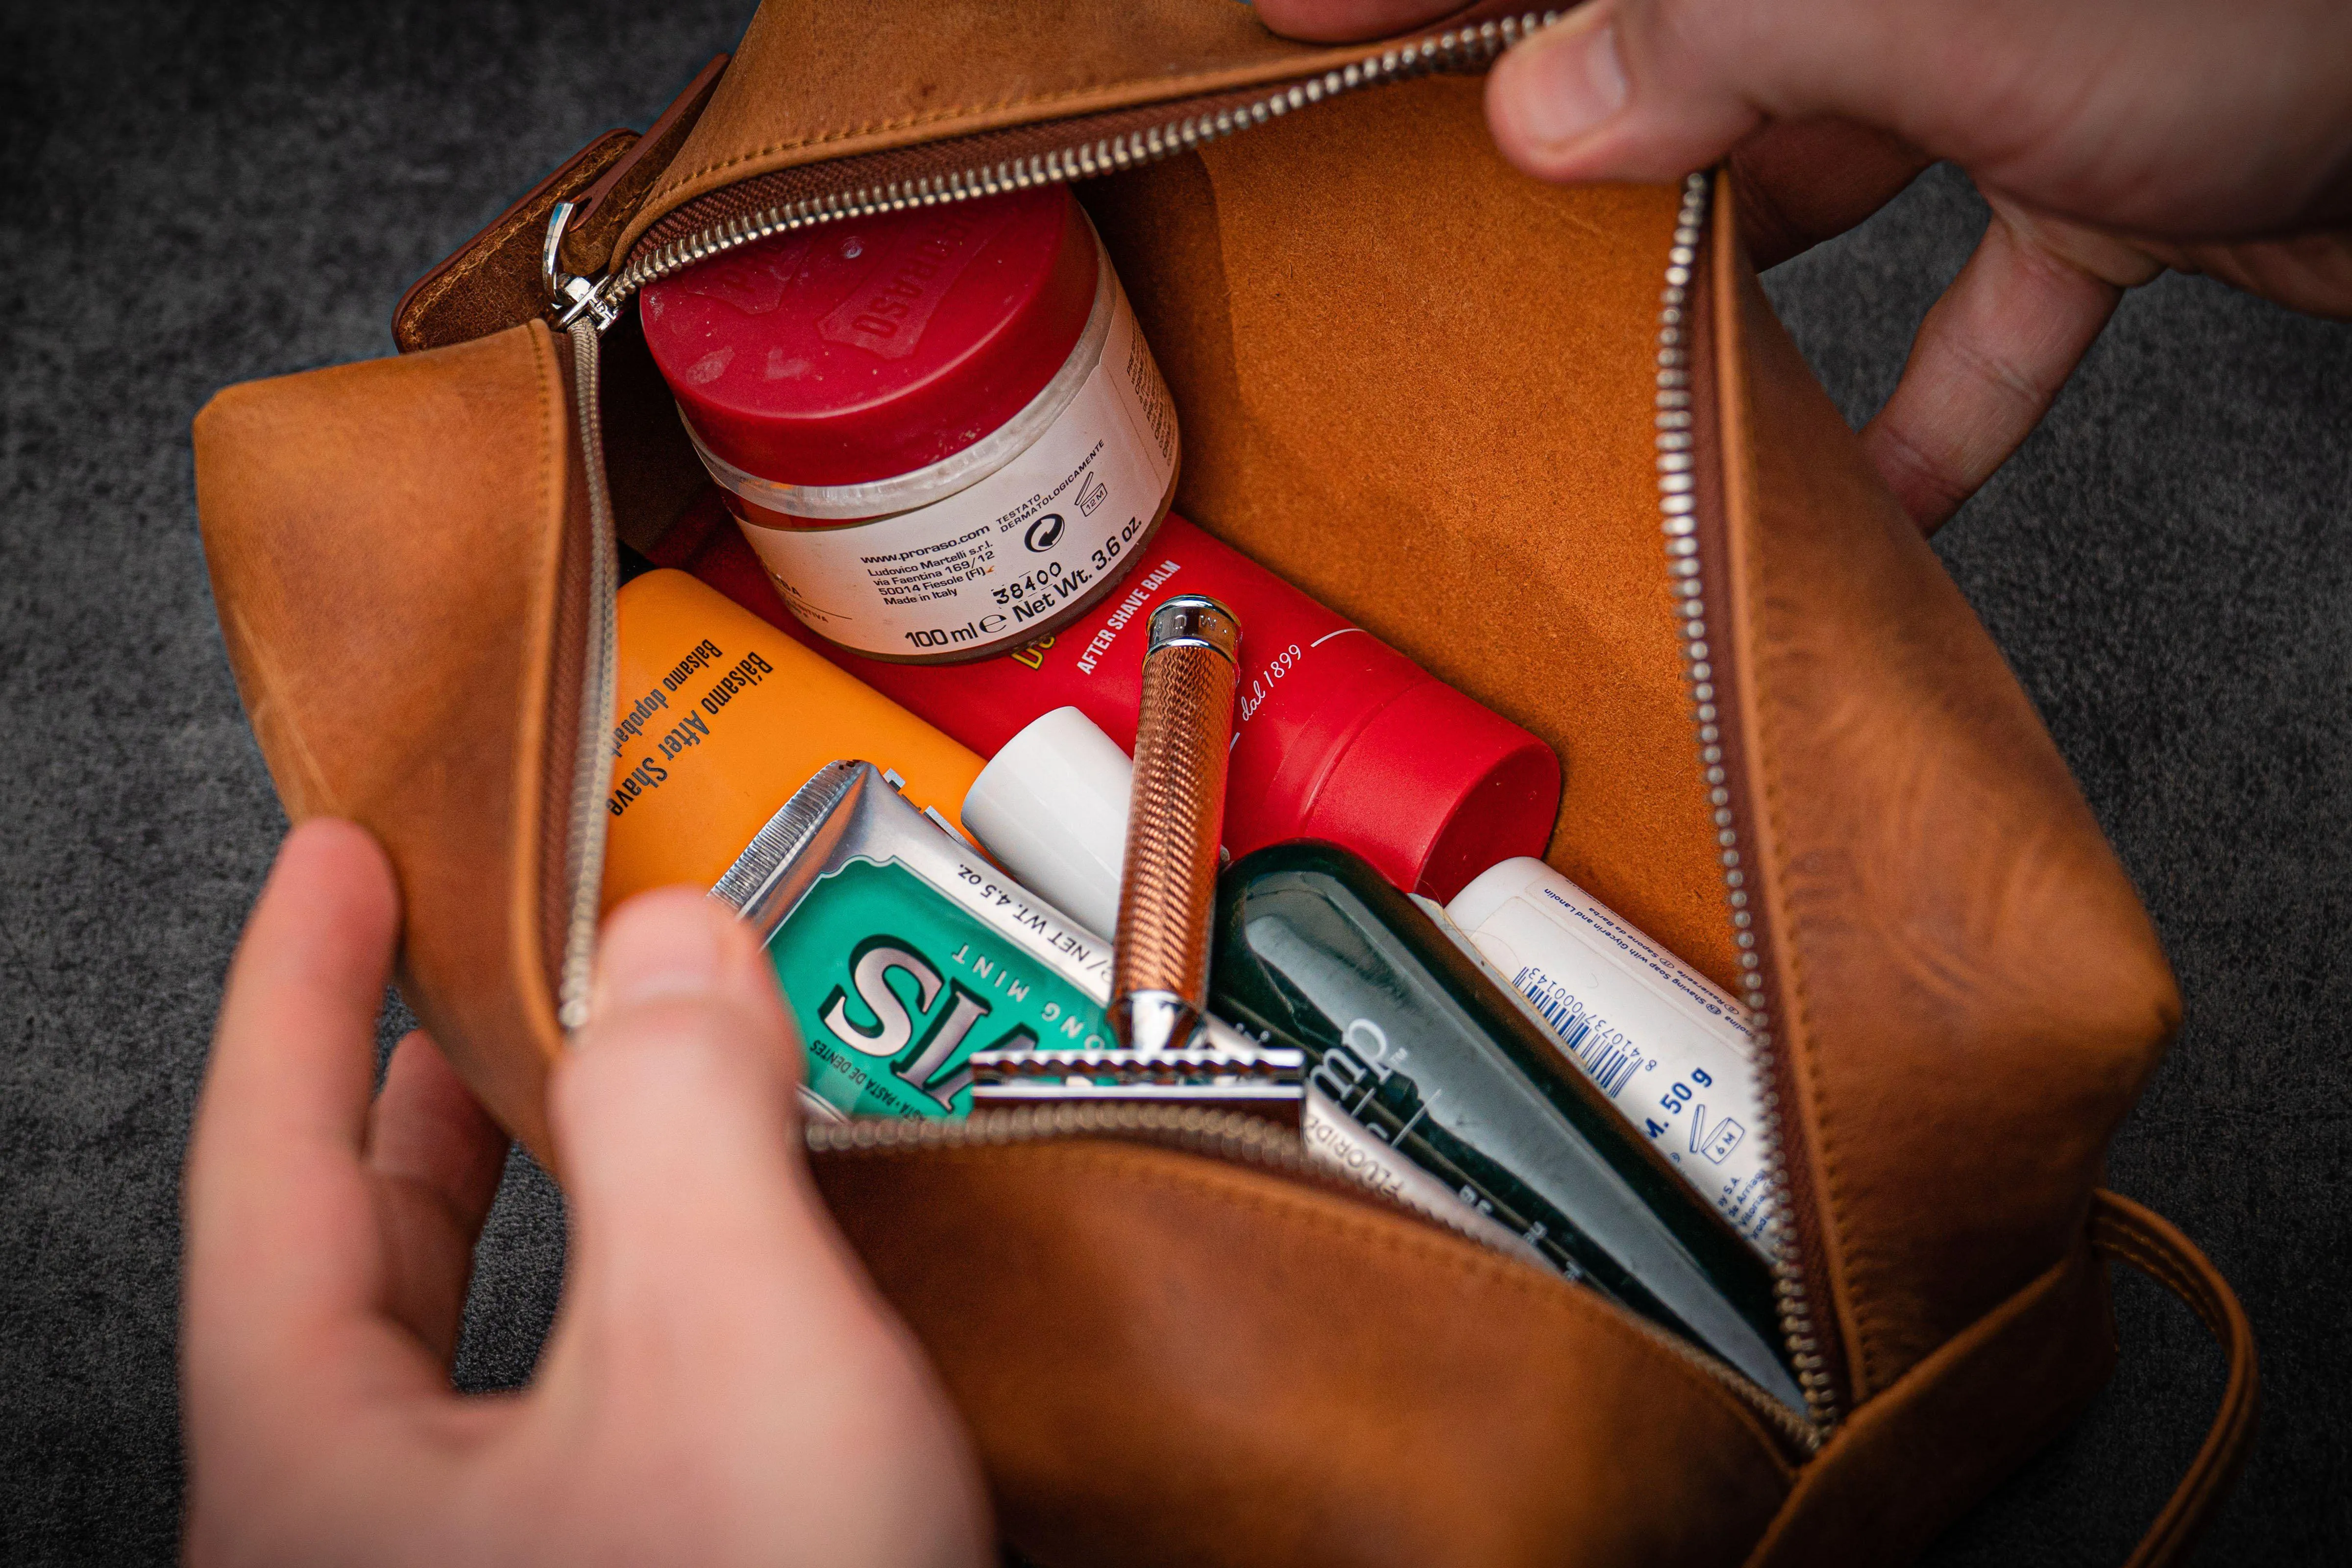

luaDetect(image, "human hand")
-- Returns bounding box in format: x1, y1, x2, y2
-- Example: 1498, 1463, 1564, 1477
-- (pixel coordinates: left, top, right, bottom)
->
181, 819, 990, 1567
1260, 0, 2352, 530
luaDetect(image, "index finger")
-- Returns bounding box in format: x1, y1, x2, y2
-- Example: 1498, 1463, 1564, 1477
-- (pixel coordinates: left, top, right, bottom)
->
183, 818, 412, 1383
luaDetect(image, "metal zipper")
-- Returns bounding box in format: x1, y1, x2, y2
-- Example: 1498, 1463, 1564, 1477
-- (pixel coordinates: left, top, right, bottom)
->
808, 1102, 1818, 1451
549, 10, 1565, 329
536, 16, 1836, 1446
1655, 172, 1837, 1430
537, 5, 1567, 1034
557, 318, 620, 1030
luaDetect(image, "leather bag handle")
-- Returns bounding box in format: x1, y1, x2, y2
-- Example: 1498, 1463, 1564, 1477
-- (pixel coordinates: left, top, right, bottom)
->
2088, 1190, 2258, 1568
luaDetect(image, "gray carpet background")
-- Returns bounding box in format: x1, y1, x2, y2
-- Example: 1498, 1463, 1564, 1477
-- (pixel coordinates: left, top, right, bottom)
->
2, 2, 2345, 1562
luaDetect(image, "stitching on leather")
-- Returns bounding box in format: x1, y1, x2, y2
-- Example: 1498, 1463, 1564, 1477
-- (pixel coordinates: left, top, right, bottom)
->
403, 132, 635, 333
2088, 1208, 2218, 1321
2091, 1204, 2242, 1352
646, 49, 1362, 211
520, 319, 563, 1036
2089, 1227, 2254, 1508
2084, 1207, 2255, 1558
848, 1140, 1801, 1473
526, 323, 558, 609
2094, 1229, 2226, 1343
2107, 1236, 2201, 1312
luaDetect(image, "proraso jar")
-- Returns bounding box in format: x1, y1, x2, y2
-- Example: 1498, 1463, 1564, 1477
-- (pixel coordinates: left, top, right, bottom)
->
641, 185, 1179, 663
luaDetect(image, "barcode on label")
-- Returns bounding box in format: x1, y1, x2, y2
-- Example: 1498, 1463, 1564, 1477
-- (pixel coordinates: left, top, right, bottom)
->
1516, 970, 1639, 1098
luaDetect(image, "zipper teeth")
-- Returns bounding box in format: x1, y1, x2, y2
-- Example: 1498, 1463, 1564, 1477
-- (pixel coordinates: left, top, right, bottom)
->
593, 10, 1564, 315
1656, 172, 1836, 1431
558, 23, 1829, 1446
806, 1103, 1818, 1451
557, 318, 620, 1030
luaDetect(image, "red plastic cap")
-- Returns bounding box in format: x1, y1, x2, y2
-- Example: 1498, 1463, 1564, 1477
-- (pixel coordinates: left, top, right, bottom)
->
639, 185, 1098, 487
1296, 681, 1565, 903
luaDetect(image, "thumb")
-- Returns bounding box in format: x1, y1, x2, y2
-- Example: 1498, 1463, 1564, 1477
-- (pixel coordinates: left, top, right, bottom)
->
532, 890, 992, 1561
1483, 1, 2352, 240
1484, 0, 2130, 195
547, 888, 834, 1330
1484, 0, 1843, 184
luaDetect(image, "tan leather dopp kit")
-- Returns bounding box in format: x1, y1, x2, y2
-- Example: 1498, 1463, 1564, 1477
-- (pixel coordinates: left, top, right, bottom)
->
191, 4, 2257, 1564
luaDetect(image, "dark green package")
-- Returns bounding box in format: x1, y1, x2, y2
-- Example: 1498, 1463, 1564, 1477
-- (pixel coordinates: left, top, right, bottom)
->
1212, 840, 1806, 1417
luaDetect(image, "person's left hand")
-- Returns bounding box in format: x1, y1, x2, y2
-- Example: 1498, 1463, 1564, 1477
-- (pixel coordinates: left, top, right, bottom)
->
181, 818, 991, 1567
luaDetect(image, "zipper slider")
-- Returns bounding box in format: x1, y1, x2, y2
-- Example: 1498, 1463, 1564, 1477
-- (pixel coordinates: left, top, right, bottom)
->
544, 200, 619, 332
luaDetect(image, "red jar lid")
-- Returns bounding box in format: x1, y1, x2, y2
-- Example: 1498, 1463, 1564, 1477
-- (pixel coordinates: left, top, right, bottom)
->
639, 186, 1099, 489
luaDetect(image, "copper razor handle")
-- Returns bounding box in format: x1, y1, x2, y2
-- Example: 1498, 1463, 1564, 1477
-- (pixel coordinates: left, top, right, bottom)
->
1110, 594, 1241, 1054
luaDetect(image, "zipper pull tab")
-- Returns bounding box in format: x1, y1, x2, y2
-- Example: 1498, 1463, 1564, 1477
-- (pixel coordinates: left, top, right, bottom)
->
544, 200, 619, 331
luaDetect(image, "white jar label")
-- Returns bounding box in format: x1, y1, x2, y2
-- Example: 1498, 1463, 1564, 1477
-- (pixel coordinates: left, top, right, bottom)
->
735, 278, 1178, 660
1456, 887, 1778, 1254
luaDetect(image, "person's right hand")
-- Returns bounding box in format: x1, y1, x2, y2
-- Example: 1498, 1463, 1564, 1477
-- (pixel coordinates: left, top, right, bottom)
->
1261, 0, 2352, 531
182, 820, 991, 1567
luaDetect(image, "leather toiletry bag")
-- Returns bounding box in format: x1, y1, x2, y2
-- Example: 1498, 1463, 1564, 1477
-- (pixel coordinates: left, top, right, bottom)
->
191, 4, 2255, 1564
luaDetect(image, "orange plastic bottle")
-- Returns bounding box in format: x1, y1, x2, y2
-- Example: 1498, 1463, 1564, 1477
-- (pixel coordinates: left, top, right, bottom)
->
600, 569, 983, 910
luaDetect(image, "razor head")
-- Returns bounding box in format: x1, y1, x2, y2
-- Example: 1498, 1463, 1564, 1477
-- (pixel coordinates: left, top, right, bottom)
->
965, 1043, 1305, 1127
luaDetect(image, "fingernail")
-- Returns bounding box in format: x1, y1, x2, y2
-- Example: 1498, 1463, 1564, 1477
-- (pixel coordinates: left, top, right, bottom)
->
1502, 16, 1628, 151
592, 901, 726, 1017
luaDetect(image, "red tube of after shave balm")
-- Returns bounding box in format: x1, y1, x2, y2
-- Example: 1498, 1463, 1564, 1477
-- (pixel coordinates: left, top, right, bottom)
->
685, 511, 1562, 902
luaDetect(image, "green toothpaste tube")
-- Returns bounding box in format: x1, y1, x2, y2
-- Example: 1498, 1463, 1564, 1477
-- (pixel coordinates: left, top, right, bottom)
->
713, 761, 1122, 1120
712, 760, 1292, 1121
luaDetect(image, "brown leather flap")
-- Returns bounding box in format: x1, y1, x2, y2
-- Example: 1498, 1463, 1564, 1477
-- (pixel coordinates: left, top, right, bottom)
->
193, 321, 587, 1156
395, 131, 637, 356
1711, 218, 2178, 1398
618, 0, 1413, 262
814, 1135, 1797, 1568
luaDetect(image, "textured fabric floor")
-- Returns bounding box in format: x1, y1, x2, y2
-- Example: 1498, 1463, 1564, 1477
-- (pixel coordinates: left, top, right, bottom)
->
3, 3, 2346, 1562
